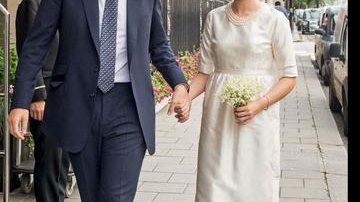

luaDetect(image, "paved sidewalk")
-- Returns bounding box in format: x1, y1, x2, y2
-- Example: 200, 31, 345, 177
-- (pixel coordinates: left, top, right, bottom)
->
133, 55, 347, 202
1, 38, 347, 202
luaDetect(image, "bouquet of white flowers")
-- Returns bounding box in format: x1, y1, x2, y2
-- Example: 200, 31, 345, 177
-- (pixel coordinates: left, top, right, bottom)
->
219, 78, 263, 108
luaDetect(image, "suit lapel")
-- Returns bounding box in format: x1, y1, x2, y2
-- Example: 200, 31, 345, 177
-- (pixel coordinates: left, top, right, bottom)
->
127, 0, 142, 67
81, 0, 142, 62
81, 0, 100, 56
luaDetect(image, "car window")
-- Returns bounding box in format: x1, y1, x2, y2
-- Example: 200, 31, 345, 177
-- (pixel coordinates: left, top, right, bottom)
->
299, 10, 304, 17
330, 7, 340, 23
321, 13, 328, 28
321, 13, 326, 24
333, 10, 340, 16
305, 10, 320, 20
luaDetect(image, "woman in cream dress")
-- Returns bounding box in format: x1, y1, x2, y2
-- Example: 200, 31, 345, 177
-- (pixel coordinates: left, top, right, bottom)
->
188, 0, 298, 201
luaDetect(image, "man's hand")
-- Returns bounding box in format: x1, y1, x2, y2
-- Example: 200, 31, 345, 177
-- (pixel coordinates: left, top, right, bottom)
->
167, 85, 191, 123
7, 109, 30, 140
30, 100, 46, 121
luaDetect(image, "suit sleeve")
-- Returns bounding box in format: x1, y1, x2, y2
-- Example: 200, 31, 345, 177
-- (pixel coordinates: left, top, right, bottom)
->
28, 0, 47, 102
11, 0, 62, 109
148, 0, 187, 90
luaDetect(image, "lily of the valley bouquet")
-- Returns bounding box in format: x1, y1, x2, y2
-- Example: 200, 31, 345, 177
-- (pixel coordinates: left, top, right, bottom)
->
219, 78, 263, 108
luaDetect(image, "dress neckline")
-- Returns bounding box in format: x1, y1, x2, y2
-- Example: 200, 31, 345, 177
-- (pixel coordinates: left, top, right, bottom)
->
225, 2, 265, 26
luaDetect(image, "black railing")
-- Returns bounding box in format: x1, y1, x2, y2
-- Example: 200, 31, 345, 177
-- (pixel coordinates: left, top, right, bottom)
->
161, 0, 228, 53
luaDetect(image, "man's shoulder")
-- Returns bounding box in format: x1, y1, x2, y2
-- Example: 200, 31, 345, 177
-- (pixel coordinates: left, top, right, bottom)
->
17, 0, 41, 11
275, 6, 286, 11
274, 6, 288, 17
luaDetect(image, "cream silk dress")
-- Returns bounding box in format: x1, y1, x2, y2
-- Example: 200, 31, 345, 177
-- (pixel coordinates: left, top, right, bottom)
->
195, 2, 298, 202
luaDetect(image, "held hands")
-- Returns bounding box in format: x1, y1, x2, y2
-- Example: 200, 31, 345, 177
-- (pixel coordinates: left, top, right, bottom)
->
234, 97, 268, 125
167, 85, 191, 123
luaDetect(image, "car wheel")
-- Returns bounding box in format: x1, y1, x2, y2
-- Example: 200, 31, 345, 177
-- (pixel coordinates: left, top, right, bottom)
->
329, 82, 341, 112
319, 59, 324, 76
313, 61, 319, 69
313, 51, 319, 69
343, 93, 348, 136
322, 64, 329, 86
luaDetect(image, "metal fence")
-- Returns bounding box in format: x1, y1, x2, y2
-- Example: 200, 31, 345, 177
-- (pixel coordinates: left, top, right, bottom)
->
161, 0, 228, 53
201, 0, 230, 32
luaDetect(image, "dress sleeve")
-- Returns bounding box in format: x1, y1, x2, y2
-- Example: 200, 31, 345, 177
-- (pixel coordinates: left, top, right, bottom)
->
272, 13, 298, 78
199, 11, 215, 75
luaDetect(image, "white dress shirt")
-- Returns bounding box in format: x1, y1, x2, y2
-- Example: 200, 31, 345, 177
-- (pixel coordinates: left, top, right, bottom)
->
99, 0, 130, 82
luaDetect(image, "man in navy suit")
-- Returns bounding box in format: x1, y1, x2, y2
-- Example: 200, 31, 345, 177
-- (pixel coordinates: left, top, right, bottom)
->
16, 0, 70, 201
8, 0, 191, 201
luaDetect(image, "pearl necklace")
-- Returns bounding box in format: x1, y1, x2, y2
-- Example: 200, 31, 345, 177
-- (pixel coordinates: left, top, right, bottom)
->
225, 2, 263, 26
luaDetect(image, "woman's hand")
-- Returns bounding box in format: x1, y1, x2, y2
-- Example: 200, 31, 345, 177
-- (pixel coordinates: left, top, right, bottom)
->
234, 98, 267, 125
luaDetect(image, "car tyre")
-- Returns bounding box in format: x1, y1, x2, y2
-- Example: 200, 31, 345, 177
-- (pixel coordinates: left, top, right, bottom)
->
322, 64, 330, 86
329, 82, 341, 112
343, 93, 348, 136
319, 60, 323, 76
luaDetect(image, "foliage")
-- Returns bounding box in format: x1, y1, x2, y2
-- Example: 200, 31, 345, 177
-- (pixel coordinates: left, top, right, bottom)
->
151, 49, 199, 103
0, 48, 18, 87
151, 64, 173, 104
24, 134, 35, 158
177, 50, 199, 81
293, 0, 338, 9
0, 97, 5, 137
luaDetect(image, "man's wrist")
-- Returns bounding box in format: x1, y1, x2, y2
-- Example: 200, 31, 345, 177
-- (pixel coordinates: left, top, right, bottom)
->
31, 100, 46, 104
174, 83, 190, 93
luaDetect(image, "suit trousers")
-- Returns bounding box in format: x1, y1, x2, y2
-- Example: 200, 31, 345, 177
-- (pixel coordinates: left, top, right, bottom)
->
30, 118, 70, 202
69, 83, 146, 202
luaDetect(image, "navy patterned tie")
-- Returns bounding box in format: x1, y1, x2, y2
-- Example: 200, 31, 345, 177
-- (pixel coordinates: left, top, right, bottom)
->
97, 0, 118, 93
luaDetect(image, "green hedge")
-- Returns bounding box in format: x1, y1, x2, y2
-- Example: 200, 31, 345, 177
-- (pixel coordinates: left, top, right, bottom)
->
0, 48, 18, 87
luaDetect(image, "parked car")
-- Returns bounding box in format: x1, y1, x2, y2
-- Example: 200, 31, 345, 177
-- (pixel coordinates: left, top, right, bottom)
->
316, 6, 335, 28
295, 9, 305, 30
300, 8, 320, 34
314, 5, 340, 85
328, 4, 348, 136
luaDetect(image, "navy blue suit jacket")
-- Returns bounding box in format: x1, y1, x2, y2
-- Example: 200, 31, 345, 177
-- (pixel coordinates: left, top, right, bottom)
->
11, 0, 187, 154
